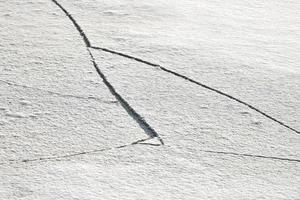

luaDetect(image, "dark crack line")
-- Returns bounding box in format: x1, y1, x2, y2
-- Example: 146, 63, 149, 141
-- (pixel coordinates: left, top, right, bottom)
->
52, 0, 91, 47
199, 149, 300, 163
0, 79, 115, 104
90, 46, 299, 135
138, 143, 162, 146
91, 47, 160, 67
0, 138, 158, 166
88, 50, 164, 144
50, 0, 164, 144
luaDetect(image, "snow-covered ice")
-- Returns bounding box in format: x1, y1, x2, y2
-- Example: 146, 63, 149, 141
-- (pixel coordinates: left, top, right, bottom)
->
0, 0, 299, 199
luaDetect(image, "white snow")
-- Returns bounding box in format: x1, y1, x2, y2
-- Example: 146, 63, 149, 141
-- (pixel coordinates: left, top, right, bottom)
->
1, 0, 299, 199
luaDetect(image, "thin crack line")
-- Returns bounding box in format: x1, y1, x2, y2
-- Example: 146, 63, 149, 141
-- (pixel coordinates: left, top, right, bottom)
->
198, 149, 300, 163
1, 143, 298, 165
0, 79, 115, 104
0, 138, 157, 166
90, 46, 299, 135
50, 0, 164, 144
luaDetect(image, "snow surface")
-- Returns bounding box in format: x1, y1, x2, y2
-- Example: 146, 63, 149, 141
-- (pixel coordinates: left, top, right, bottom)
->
1, 0, 299, 199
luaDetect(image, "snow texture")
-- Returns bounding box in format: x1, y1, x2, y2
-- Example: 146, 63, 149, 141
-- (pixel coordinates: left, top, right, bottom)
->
0, 0, 299, 199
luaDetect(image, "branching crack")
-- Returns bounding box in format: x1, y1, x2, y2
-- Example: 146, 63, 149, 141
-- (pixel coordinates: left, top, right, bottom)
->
91, 47, 160, 67
90, 46, 299, 135
1, 0, 296, 168
50, 0, 164, 144
88, 50, 164, 143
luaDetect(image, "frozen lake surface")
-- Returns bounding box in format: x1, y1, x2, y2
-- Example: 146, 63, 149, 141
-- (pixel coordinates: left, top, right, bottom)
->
0, 0, 299, 199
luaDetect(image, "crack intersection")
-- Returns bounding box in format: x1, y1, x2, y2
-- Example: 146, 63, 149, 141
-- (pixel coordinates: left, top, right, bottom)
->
88, 50, 164, 144
89, 46, 299, 135
51, 0, 164, 144
44, 0, 300, 166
